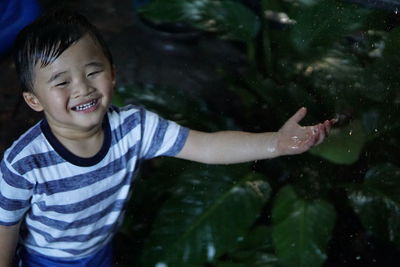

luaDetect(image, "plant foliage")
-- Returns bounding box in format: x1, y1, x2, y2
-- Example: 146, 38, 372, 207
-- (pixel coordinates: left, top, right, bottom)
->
115, 0, 400, 265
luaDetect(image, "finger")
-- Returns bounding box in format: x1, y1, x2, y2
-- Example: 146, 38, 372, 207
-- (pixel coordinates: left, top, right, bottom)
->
288, 107, 307, 124
313, 124, 322, 145
330, 118, 338, 125
323, 120, 331, 135
315, 124, 326, 145
304, 125, 319, 148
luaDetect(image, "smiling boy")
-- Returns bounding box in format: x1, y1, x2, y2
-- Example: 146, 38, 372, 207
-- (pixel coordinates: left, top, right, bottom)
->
0, 10, 334, 267
23, 33, 115, 160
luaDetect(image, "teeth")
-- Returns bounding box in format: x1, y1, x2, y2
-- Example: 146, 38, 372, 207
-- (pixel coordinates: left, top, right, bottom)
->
73, 100, 97, 111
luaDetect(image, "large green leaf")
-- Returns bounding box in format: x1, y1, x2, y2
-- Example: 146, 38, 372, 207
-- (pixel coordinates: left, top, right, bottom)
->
361, 27, 400, 98
114, 84, 228, 131
382, 26, 400, 60
137, 0, 188, 22
202, 0, 260, 42
218, 226, 278, 267
139, 0, 260, 42
362, 107, 400, 138
272, 185, 336, 267
358, 28, 398, 103
347, 163, 400, 246
288, 0, 371, 57
310, 120, 367, 165
141, 165, 271, 266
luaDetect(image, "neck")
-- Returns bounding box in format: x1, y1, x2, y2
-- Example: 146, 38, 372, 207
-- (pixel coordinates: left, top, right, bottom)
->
51, 123, 103, 141
48, 123, 105, 158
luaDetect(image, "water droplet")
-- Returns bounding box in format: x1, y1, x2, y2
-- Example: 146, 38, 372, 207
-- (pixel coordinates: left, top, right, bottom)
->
395, 8, 399, 14
349, 130, 353, 136
207, 243, 216, 260
355, 255, 361, 260
374, 128, 378, 133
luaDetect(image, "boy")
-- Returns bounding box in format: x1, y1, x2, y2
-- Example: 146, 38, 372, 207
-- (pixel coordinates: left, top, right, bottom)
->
0, 10, 334, 267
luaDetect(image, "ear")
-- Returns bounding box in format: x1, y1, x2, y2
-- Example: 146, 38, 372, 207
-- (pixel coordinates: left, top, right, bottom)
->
23, 92, 44, 112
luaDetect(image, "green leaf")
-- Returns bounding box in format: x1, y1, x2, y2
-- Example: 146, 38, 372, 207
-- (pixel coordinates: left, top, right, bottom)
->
310, 120, 367, 165
139, 0, 260, 42
362, 28, 400, 98
138, 0, 188, 22
383, 26, 400, 59
272, 186, 336, 267
215, 263, 247, 267
220, 226, 278, 267
362, 108, 399, 138
348, 163, 400, 246
203, 1, 260, 42
141, 165, 272, 266
115, 84, 228, 131
235, 226, 274, 252
289, 0, 371, 57
216, 251, 278, 267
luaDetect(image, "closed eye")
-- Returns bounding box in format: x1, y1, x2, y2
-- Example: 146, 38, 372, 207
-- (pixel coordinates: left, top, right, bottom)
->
88, 70, 103, 77
55, 81, 69, 87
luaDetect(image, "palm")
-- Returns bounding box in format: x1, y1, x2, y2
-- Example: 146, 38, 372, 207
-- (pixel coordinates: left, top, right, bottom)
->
276, 108, 335, 156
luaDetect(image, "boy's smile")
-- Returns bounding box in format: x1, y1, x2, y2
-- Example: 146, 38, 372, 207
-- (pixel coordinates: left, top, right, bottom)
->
23, 34, 115, 140
71, 99, 99, 112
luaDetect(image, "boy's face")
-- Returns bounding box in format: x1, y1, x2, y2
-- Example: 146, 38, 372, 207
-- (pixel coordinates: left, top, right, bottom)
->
23, 34, 115, 136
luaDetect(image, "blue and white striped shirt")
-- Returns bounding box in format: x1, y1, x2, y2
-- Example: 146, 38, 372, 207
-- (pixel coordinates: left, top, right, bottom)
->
0, 105, 188, 259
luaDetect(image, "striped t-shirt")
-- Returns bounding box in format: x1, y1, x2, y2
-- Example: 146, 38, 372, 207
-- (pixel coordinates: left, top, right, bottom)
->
0, 105, 189, 259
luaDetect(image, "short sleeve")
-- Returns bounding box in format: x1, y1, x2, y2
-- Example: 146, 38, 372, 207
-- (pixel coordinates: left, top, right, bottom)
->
139, 109, 189, 160
0, 159, 33, 226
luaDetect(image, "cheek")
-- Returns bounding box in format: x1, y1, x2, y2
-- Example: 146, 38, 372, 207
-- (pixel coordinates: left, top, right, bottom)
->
98, 79, 114, 96
44, 91, 70, 109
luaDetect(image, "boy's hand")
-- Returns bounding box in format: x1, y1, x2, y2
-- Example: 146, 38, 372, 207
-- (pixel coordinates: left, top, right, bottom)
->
276, 107, 336, 156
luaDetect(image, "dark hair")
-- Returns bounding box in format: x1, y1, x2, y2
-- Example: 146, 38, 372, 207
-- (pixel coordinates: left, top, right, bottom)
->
13, 9, 114, 92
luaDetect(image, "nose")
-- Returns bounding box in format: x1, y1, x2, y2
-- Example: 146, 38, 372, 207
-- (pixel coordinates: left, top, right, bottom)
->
72, 78, 94, 98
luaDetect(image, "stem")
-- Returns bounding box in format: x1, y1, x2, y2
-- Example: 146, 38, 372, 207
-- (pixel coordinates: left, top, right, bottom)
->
263, 25, 273, 78
247, 41, 257, 69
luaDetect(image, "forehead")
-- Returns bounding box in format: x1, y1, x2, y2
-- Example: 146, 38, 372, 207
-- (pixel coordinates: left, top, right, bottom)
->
34, 34, 109, 76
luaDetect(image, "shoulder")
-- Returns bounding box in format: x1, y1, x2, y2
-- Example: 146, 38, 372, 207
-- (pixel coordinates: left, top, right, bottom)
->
1, 121, 49, 184
107, 104, 143, 120
107, 104, 144, 131
3, 121, 46, 165
106, 105, 147, 145
107, 104, 168, 129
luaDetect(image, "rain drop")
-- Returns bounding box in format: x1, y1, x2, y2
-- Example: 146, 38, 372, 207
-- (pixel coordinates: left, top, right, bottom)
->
207, 244, 216, 260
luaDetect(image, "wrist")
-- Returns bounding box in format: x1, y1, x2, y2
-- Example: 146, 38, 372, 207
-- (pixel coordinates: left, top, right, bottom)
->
263, 132, 281, 158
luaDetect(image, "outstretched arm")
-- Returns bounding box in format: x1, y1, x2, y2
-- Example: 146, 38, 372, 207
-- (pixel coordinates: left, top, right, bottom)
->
175, 107, 336, 164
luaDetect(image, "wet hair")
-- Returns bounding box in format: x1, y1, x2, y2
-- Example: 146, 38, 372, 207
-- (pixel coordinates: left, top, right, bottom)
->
13, 9, 114, 92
